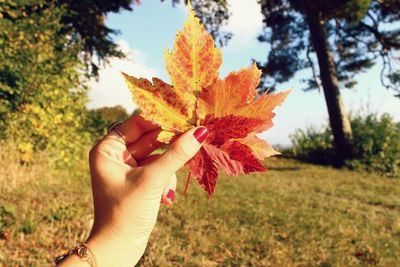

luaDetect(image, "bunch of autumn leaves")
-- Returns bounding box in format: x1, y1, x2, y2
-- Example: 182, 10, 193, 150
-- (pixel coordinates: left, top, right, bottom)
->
123, 6, 289, 196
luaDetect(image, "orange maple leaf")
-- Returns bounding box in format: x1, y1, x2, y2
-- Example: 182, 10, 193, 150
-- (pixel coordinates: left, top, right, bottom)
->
122, 3, 290, 196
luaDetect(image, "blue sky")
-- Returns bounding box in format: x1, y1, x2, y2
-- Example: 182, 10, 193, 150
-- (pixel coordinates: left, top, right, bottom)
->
87, 0, 399, 146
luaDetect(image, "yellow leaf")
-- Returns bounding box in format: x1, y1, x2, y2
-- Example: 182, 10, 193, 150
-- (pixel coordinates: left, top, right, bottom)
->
157, 130, 176, 143
164, 2, 222, 96
122, 73, 193, 133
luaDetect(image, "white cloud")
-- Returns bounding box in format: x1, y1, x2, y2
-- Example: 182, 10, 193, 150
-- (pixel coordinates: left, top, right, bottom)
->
86, 40, 157, 113
223, 0, 264, 49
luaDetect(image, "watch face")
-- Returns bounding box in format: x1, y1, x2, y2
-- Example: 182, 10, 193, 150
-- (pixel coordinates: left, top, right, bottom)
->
77, 246, 88, 257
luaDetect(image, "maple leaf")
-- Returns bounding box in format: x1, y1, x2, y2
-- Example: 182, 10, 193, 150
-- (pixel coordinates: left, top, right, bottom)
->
203, 143, 244, 176
164, 3, 222, 96
220, 141, 267, 173
201, 114, 265, 146
236, 134, 280, 160
196, 64, 261, 119
122, 3, 290, 197
186, 147, 218, 196
121, 73, 194, 142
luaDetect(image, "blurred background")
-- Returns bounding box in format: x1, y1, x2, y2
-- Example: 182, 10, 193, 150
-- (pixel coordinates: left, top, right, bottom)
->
0, 0, 399, 266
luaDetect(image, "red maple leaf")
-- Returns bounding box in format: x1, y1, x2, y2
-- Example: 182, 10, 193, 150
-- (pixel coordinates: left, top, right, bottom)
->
185, 116, 269, 196
186, 147, 218, 196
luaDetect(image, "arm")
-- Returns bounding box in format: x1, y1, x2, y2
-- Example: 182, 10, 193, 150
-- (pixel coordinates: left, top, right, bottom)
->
58, 115, 208, 266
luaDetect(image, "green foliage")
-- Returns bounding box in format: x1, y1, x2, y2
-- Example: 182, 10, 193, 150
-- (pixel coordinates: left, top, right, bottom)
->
21, 218, 37, 234
349, 114, 400, 176
0, 0, 138, 76
0, 204, 16, 230
83, 106, 129, 141
0, 1, 90, 164
291, 113, 400, 176
296, 0, 371, 22
57, 0, 138, 75
291, 127, 335, 165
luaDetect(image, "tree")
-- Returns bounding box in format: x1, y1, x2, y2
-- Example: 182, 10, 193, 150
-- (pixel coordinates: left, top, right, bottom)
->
0, 1, 89, 163
186, 0, 400, 163
57, 0, 141, 75
0, 0, 140, 76
0, 0, 141, 163
257, 0, 399, 162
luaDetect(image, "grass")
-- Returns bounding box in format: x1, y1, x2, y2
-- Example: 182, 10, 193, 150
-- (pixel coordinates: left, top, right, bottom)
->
1, 144, 399, 266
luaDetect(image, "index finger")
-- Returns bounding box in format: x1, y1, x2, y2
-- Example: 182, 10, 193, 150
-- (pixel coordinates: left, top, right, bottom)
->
113, 115, 160, 145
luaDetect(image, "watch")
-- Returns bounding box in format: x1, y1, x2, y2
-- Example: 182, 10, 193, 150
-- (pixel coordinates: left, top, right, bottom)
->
55, 243, 98, 267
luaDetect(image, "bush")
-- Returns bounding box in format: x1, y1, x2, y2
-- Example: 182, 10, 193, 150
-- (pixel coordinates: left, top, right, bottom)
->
349, 113, 400, 176
290, 113, 400, 177
291, 127, 335, 165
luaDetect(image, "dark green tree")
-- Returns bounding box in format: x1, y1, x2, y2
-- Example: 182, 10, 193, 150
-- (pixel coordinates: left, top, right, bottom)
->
0, 0, 140, 76
187, 0, 400, 163
57, 0, 140, 75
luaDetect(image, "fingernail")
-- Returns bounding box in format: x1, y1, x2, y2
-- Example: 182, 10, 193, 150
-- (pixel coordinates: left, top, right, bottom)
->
166, 189, 175, 201
193, 127, 208, 144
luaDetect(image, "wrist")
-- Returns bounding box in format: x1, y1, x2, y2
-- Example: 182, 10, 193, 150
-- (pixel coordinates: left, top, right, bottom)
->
85, 228, 148, 267
57, 244, 97, 267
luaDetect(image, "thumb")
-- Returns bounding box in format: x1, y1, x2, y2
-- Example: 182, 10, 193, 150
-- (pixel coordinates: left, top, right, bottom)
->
152, 126, 208, 174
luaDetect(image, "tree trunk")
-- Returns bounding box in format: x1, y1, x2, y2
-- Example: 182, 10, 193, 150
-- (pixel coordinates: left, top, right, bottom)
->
304, 0, 355, 163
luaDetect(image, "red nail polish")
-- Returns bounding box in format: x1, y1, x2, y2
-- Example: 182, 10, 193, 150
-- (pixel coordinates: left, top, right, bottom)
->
166, 189, 175, 201
193, 127, 208, 144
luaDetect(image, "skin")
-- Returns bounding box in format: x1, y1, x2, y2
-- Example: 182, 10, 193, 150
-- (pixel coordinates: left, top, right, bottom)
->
59, 115, 206, 266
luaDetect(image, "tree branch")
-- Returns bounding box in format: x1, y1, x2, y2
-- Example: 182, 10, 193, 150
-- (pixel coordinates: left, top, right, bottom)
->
306, 44, 322, 92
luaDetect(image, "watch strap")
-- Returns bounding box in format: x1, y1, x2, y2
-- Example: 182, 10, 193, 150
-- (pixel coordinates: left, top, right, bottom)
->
55, 243, 98, 267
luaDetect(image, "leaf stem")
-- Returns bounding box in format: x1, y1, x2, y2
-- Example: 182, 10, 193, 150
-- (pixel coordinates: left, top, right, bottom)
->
183, 171, 191, 195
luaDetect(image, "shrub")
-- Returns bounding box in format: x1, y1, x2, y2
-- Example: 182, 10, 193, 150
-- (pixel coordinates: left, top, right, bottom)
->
349, 113, 400, 176
290, 126, 336, 165
290, 113, 400, 177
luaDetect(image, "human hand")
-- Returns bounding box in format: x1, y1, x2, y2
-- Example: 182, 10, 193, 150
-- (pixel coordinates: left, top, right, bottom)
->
60, 115, 208, 267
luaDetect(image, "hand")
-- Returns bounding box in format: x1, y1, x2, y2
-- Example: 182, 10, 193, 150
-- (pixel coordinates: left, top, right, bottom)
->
60, 115, 208, 267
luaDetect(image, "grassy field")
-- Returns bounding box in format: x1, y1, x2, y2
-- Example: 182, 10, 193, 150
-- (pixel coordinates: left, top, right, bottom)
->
1, 147, 399, 266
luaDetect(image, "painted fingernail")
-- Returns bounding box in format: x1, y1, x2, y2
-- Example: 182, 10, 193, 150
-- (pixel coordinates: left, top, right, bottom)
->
166, 189, 175, 202
193, 127, 208, 144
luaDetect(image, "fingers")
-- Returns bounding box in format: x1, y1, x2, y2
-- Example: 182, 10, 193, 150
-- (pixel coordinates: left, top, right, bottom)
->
148, 127, 208, 176
137, 154, 160, 166
95, 115, 160, 166
89, 137, 138, 168
109, 115, 160, 145
136, 155, 176, 206
160, 174, 177, 206
127, 129, 164, 161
